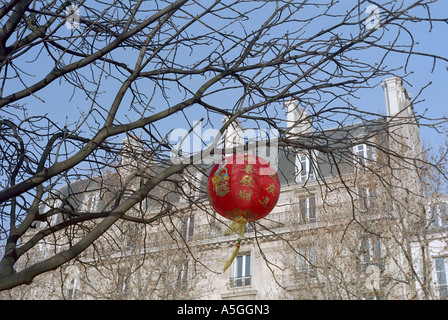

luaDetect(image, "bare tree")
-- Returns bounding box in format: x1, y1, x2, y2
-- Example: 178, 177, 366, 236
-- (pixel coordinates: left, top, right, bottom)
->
1, 0, 447, 293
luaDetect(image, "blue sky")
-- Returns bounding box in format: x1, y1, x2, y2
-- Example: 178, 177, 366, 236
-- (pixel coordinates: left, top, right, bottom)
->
3, 0, 448, 154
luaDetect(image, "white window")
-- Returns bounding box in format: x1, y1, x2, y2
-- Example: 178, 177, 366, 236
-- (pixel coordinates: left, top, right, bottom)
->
65, 266, 80, 300
231, 253, 251, 287
117, 273, 128, 294
296, 246, 317, 278
297, 153, 316, 183
181, 214, 195, 241
66, 278, 79, 300
435, 257, 448, 299
180, 171, 203, 203
430, 203, 448, 228
298, 195, 317, 224
353, 144, 374, 167
361, 237, 383, 272
357, 187, 378, 214
176, 262, 189, 291
43, 199, 62, 227
67, 279, 79, 300
245, 221, 255, 233
82, 193, 99, 212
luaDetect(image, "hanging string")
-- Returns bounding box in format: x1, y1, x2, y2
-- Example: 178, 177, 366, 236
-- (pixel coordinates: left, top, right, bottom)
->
222, 238, 242, 272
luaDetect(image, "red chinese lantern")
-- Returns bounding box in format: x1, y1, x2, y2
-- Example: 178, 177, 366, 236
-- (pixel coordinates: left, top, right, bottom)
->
207, 153, 281, 271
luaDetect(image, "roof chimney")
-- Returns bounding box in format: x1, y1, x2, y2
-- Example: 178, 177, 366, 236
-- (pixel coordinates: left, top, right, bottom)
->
285, 98, 312, 137
120, 134, 150, 169
222, 115, 244, 151
382, 77, 414, 118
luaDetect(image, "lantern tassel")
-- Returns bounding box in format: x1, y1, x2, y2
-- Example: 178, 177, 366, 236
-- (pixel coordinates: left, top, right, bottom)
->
222, 238, 242, 272
222, 217, 247, 272
225, 216, 247, 238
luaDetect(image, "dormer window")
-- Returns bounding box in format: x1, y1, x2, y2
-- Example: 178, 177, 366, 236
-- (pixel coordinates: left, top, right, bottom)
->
354, 144, 374, 166
82, 193, 99, 213
297, 153, 316, 183
180, 171, 203, 203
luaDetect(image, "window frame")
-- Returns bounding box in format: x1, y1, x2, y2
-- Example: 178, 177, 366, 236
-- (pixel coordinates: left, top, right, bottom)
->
357, 186, 378, 214
124, 224, 141, 251
430, 203, 448, 228
297, 194, 317, 224
296, 246, 317, 278
176, 262, 189, 291
181, 214, 195, 241
353, 143, 374, 168
231, 253, 252, 287
180, 171, 203, 203
82, 193, 99, 213
117, 273, 128, 294
66, 277, 79, 300
296, 151, 317, 183
435, 257, 448, 300
361, 237, 384, 272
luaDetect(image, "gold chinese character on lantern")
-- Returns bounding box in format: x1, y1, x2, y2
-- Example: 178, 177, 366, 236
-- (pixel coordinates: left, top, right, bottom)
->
244, 164, 253, 174
240, 175, 254, 188
258, 196, 270, 208
238, 190, 253, 201
266, 184, 276, 195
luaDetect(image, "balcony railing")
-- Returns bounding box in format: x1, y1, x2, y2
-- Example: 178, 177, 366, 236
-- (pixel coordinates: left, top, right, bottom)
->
230, 275, 252, 287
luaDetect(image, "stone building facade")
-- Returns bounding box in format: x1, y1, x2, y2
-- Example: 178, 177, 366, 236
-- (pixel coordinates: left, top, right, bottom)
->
2, 77, 447, 300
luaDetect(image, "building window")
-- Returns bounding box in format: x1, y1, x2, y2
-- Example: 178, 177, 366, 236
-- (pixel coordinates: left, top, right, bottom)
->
124, 225, 140, 251
430, 203, 448, 228
176, 262, 189, 291
117, 273, 128, 294
181, 214, 195, 241
65, 266, 80, 300
435, 258, 448, 299
296, 246, 317, 278
180, 171, 203, 202
297, 153, 316, 183
230, 253, 251, 287
361, 237, 384, 272
357, 187, 378, 214
245, 221, 255, 233
298, 195, 317, 224
82, 193, 99, 213
66, 278, 79, 300
353, 144, 374, 167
